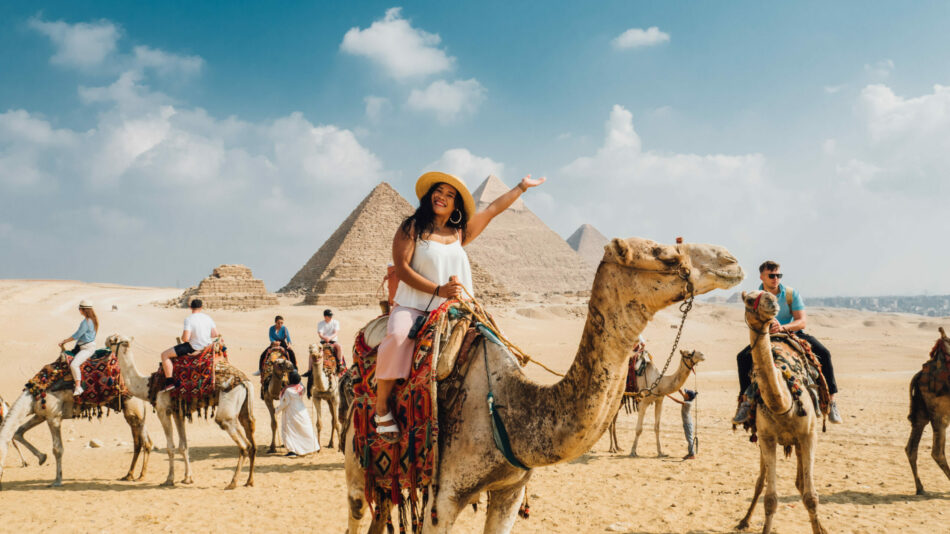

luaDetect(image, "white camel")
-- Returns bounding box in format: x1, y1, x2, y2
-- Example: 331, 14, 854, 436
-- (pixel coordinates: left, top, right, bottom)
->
106, 335, 257, 489
309, 343, 340, 449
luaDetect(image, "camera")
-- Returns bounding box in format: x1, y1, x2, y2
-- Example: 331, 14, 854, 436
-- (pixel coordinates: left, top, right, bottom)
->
407, 314, 427, 339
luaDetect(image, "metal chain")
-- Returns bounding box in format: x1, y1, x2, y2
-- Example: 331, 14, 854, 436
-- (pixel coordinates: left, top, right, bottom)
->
638, 274, 694, 399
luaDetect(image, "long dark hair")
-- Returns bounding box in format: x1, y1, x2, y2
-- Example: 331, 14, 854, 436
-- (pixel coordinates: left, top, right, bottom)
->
400, 182, 468, 241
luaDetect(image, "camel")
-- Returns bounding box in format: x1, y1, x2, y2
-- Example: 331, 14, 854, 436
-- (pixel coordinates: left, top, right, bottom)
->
343, 237, 744, 533
261, 347, 295, 454
105, 335, 257, 489
906, 326, 950, 495
606, 349, 705, 456
0, 354, 152, 489
736, 291, 826, 534
309, 343, 340, 449
0, 396, 28, 468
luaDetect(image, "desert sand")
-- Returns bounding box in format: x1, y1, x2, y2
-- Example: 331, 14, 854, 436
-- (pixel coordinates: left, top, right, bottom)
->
0, 279, 948, 533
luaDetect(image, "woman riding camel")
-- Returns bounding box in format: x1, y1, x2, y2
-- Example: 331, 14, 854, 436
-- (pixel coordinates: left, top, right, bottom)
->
375, 171, 545, 441
58, 300, 98, 396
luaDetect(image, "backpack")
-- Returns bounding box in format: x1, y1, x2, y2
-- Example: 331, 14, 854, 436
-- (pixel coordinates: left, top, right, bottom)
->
785, 286, 795, 310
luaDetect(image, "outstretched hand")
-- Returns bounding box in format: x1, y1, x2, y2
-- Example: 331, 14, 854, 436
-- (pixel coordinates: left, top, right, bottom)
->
520, 174, 546, 190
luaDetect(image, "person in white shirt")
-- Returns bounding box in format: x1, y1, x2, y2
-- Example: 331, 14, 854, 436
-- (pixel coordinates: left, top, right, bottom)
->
317, 309, 343, 372
159, 299, 220, 392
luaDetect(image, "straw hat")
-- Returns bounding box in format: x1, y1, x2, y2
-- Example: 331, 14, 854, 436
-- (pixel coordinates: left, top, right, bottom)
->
415, 171, 476, 218
79, 299, 93, 309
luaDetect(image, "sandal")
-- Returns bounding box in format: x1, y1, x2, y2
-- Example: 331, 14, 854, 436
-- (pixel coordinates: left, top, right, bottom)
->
375, 411, 400, 443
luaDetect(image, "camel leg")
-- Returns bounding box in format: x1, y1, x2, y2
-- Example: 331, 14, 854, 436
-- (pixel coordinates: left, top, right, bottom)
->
654, 398, 666, 457
629, 401, 649, 457
484, 481, 528, 534
345, 421, 368, 534
173, 414, 193, 484
216, 416, 249, 490
121, 419, 143, 481
761, 439, 778, 534
607, 413, 619, 454
10, 440, 27, 468
795, 444, 805, 496
313, 397, 323, 447
799, 434, 826, 534
422, 487, 464, 534
367, 498, 395, 534
930, 419, 950, 485
238, 394, 256, 487
327, 397, 339, 450
46, 415, 65, 487
267, 399, 278, 453
156, 408, 177, 487
906, 418, 927, 495
137, 423, 152, 481
13, 415, 47, 466
737, 446, 766, 530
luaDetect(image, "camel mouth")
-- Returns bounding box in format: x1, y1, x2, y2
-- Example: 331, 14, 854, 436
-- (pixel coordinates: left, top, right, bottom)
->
710, 266, 745, 287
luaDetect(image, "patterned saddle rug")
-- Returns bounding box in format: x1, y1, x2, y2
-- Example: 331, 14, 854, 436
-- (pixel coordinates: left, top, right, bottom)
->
24, 348, 130, 418
620, 343, 650, 413
918, 334, 950, 397
316, 343, 347, 377
738, 333, 831, 441
147, 341, 228, 417
261, 346, 290, 398
349, 300, 481, 533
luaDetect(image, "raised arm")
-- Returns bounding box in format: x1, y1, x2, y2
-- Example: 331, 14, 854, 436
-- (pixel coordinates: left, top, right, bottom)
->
463, 175, 546, 245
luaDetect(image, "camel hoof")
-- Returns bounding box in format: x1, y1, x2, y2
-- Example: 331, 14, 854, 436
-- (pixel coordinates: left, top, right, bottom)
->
916, 488, 926, 496
224, 482, 237, 490
267, 447, 277, 454
736, 520, 750, 531
657, 453, 668, 458
38, 454, 47, 466
119, 474, 134, 482
181, 477, 194, 485
49, 480, 63, 488
135, 474, 146, 482
244, 480, 254, 487
628, 451, 639, 458
160, 480, 175, 487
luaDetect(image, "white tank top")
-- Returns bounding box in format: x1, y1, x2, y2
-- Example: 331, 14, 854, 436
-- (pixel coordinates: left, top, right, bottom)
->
393, 234, 474, 311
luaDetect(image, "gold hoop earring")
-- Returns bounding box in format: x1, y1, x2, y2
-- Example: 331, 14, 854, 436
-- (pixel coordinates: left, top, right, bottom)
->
449, 209, 462, 225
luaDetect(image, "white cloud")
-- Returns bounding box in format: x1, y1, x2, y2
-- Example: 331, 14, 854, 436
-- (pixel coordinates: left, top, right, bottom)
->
340, 7, 454, 80
864, 59, 894, 79
824, 85, 845, 94
28, 16, 120, 68
132, 46, 203, 77
407, 79, 486, 123
424, 148, 505, 182
364, 95, 391, 122
822, 138, 837, 155
611, 26, 670, 50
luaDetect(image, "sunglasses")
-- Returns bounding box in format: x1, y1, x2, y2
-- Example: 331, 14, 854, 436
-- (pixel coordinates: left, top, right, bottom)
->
766, 273, 783, 279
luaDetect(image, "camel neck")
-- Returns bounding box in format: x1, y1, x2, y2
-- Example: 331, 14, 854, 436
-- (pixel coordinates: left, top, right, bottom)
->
749, 325, 791, 414
115, 345, 151, 399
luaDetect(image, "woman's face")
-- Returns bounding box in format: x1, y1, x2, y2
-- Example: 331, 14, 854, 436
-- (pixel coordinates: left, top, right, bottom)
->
430, 183, 458, 218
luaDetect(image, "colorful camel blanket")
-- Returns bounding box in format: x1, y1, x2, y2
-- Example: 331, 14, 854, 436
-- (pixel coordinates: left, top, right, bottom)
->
24, 349, 130, 418
738, 334, 830, 441
919, 338, 950, 396
261, 346, 289, 398
351, 302, 459, 532
147, 341, 228, 417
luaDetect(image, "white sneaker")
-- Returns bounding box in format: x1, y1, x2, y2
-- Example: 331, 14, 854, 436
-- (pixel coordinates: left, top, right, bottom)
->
73, 385, 84, 396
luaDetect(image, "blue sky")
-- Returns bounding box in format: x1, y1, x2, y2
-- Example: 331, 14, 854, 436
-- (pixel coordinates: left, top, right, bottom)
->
2, 2, 949, 296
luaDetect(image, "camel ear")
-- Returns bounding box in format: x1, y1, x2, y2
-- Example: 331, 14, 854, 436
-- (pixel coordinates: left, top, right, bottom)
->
741, 291, 750, 303
680, 349, 689, 356
604, 238, 634, 265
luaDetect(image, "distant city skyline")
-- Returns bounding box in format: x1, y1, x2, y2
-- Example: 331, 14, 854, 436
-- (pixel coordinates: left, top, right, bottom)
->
2, 2, 949, 296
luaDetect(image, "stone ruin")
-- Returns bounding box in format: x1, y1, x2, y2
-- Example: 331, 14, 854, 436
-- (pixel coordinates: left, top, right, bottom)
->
174, 264, 278, 310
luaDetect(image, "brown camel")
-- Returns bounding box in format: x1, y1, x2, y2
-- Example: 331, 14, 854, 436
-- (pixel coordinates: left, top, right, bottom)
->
343, 237, 744, 533
309, 343, 340, 449
607, 349, 704, 455
0, 352, 152, 488
736, 290, 826, 534
261, 347, 295, 453
906, 326, 950, 495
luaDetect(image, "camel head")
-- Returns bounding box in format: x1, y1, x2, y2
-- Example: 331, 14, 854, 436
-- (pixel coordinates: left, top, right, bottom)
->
939, 327, 949, 354
104, 334, 133, 351
680, 349, 705, 368
600, 238, 744, 308
272, 358, 294, 375
742, 290, 779, 332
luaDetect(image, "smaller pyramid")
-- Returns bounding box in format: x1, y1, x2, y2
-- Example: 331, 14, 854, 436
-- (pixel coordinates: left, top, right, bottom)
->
176, 265, 278, 310
566, 224, 609, 267
472, 174, 524, 212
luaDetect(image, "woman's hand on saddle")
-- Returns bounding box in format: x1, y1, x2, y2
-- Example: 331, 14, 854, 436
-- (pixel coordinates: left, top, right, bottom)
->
519, 174, 546, 191
439, 277, 464, 299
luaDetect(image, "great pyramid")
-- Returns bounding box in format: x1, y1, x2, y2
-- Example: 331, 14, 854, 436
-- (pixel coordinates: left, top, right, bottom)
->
281, 182, 508, 307
567, 223, 609, 267
174, 264, 278, 310
464, 175, 594, 296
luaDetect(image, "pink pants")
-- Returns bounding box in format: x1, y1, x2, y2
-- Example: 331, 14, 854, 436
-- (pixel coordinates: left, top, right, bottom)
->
376, 306, 425, 380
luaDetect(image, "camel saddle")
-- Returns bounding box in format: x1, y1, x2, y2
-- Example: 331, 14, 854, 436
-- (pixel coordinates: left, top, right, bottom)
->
918, 334, 950, 397
346, 300, 486, 531
24, 348, 130, 417
147, 340, 235, 417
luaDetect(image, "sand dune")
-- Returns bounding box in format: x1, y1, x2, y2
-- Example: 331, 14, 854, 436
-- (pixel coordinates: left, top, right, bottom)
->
1, 280, 949, 533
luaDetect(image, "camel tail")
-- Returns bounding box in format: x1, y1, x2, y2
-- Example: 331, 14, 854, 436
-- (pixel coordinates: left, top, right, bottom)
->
908, 372, 928, 423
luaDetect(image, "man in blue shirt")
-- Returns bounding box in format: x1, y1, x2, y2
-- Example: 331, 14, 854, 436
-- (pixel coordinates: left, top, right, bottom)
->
257, 315, 297, 372
733, 260, 842, 424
